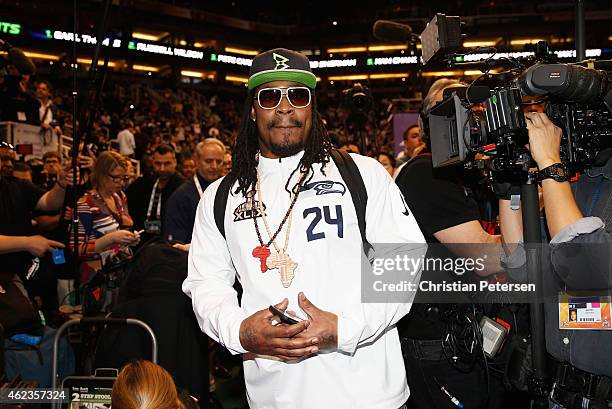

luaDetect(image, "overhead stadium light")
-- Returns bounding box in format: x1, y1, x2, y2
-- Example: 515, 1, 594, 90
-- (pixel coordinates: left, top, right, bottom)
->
550, 37, 573, 44
181, 70, 204, 78
225, 75, 248, 83
369, 73, 409, 79
327, 47, 367, 53
181, 70, 215, 79
462, 38, 501, 48
132, 31, 169, 42
23, 51, 60, 60
327, 45, 408, 53
327, 73, 408, 81
510, 38, 545, 45
133, 64, 160, 72
367, 45, 408, 52
225, 46, 259, 56
463, 70, 485, 76
327, 74, 368, 81
421, 71, 463, 77
76, 58, 117, 67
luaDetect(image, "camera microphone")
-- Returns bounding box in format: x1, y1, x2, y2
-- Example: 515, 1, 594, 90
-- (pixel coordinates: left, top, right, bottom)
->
372, 20, 414, 42
518, 63, 609, 107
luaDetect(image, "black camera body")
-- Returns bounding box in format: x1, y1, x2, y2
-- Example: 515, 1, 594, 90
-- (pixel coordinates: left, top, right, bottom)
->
341, 83, 373, 116
428, 65, 612, 172
421, 15, 612, 173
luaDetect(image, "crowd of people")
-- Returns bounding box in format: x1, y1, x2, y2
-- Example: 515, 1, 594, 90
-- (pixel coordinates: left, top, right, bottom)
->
0, 64, 425, 408
0, 70, 426, 300
2, 44, 610, 409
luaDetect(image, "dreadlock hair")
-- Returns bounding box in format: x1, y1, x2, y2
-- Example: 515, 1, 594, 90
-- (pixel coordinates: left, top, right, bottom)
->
230, 88, 333, 197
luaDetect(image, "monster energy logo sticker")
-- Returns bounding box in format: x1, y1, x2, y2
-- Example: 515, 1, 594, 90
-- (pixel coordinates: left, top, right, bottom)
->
273, 53, 289, 70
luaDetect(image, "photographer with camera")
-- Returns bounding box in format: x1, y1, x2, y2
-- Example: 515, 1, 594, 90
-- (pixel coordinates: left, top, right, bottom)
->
0, 39, 39, 125
394, 78, 528, 409
499, 112, 612, 409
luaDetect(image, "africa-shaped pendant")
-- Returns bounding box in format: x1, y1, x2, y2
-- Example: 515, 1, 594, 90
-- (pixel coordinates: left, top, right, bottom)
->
266, 249, 298, 288
252, 245, 271, 272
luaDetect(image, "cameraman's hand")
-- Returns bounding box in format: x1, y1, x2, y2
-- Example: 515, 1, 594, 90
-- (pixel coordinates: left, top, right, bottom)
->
239, 298, 319, 362
525, 112, 562, 169
25, 235, 65, 257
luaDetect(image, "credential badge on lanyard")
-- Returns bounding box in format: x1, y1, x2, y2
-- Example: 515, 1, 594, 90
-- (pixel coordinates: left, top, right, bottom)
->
193, 174, 204, 198
145, 178, 162, 234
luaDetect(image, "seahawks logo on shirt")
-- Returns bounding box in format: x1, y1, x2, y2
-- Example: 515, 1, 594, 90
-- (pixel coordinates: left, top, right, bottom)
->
233, 190, 265, 221
301, 180, 346, 196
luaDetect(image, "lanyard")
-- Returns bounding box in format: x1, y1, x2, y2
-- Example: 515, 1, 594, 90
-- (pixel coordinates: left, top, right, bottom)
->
146, 178, 162, 220
587, 176, 605, 217
193, 174, 204, 198
97, 191, 123, 225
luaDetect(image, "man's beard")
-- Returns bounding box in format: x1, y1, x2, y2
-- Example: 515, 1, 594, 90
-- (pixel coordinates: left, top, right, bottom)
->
270, 136, 305, 157
267, 119, 306, 158
157, 172, 172, 180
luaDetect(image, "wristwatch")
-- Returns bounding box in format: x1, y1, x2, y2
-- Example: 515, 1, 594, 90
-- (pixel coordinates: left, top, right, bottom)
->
538, 163, 570, 182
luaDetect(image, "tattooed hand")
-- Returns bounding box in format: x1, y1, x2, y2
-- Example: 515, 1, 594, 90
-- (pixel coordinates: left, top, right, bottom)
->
239, 298, 319, 362
293, 292, 338, 351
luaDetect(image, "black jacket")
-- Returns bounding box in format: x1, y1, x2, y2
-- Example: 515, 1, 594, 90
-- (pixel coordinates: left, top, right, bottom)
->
126, 173, 185, 231
94, 241, 208, 399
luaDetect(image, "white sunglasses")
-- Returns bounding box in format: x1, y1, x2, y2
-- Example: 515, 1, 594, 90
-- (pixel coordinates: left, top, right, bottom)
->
254, 86, 312, 110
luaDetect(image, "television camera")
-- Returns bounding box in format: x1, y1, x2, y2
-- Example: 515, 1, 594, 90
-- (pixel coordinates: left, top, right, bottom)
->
420, 14, 612, 173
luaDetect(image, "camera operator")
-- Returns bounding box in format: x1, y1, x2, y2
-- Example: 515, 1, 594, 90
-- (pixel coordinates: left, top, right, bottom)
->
394, 78, 529, 409
500, 112, 612, 409
0, 40, 39, 125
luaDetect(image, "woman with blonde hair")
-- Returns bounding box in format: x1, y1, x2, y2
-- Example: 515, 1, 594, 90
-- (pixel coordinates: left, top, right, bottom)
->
111, 360, 183, 409
69, 151, 139, 278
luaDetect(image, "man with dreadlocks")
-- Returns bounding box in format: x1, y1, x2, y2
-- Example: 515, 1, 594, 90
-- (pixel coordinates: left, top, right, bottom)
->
183, 48, 426, 409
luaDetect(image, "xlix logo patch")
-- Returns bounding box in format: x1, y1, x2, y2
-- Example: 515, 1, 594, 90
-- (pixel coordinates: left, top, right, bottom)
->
273, 53, 289, 70
233, 190, 265, 222
301, 180, 346, 196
